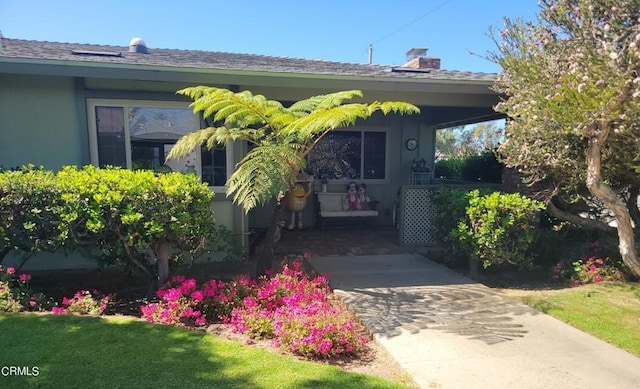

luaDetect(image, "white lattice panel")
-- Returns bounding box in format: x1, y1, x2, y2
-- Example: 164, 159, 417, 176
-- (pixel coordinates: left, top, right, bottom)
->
400, 186, 437, 245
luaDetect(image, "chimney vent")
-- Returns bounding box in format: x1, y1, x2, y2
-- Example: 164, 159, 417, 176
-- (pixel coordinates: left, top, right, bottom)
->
403, 47, 440, 70
406, 48, 428, 61
129, 37, 148, 54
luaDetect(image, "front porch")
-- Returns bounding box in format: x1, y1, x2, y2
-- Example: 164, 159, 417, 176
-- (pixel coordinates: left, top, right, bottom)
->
274, 226, 413, 258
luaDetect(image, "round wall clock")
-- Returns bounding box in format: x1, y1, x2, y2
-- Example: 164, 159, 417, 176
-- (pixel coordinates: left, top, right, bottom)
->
405, 138, 418, 150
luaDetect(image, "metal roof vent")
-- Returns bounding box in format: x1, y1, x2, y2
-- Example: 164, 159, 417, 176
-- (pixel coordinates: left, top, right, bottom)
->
129, 37, 148, 54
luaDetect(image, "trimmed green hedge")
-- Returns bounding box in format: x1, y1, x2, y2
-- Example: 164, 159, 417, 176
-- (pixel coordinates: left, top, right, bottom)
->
0, 166, 232, 286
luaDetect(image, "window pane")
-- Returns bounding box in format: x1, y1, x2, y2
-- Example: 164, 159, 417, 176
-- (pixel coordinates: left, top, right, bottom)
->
201, 146, 227, 186
363, 132, 386, 179
308, 131, 361, 179
131, 141, 164, 170
129, 107, 195, 139
95, 107, 126, 168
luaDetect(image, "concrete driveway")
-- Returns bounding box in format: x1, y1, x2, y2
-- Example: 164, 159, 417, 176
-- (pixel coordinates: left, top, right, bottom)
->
307, 254, 640, 389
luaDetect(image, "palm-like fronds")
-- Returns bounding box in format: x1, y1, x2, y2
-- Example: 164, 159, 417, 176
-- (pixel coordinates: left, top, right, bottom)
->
288, 90, 364, 114
178, 87, 292, 130
170, 86, 419, 212
227, 143, 305, 212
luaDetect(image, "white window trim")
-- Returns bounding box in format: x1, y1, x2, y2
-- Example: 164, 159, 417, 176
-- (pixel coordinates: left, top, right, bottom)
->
316, 127, 390, 185
87, 98, 232, 193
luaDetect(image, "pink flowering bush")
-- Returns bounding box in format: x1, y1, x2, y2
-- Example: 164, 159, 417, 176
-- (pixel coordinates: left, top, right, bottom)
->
552, 241, 628, 286
230, 259, 368, 358
52, 290, 114, 315
139, 257, 369, 358
272, 300, 368, 358
0, 266, 53, 312
140, 274, 254, 327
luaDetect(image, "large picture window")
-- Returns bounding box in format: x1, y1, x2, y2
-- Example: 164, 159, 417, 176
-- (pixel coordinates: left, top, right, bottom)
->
307, 129, 387, 180
88, 100, 229, 189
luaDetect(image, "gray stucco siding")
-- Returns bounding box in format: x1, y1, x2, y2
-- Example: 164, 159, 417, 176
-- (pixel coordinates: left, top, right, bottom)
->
0, 74, 85, 169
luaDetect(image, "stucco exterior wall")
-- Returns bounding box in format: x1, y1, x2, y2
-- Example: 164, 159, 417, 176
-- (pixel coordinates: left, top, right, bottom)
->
0, 74, 85, 169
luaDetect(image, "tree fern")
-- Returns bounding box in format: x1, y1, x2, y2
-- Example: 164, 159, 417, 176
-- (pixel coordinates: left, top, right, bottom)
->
170, 86, 419, 212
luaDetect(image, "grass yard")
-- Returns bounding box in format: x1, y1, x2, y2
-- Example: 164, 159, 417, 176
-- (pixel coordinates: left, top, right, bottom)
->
0, 313, 410, 389
511, 282, 640, 357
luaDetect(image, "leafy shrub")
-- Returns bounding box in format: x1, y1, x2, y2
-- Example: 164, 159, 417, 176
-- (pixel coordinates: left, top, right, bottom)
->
0, 166, 62, 263
454, 190, 544, 269
552, 241, 629, 286
431, 187, 495, 267
52, 290, 114, 315
0, 165, 232, 287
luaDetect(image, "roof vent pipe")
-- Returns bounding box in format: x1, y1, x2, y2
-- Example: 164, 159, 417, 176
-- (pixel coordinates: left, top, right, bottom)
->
129, 37, 148, 54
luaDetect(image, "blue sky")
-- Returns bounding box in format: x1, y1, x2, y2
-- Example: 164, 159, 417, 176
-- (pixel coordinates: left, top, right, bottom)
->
0, 0, 540, 73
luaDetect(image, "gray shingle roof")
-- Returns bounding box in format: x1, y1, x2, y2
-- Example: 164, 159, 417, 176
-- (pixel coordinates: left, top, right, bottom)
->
0, 38, 497, 83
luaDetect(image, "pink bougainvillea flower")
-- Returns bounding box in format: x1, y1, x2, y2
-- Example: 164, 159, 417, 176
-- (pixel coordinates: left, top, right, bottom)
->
6, 267, 15, 275
51, 307, 66, 314
172, 275, 186, 283
19, 273, 32, 282
190, 290, 204, 302
180, 279, 197, 294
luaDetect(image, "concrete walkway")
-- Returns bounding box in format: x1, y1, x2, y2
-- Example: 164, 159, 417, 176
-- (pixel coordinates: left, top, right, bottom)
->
307, 254, 640, 389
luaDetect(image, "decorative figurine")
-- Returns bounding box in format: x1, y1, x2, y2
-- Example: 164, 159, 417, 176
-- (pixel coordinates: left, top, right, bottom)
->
345, 181, 359, 210
357, 183, 370, 210
286, 182, 312, 229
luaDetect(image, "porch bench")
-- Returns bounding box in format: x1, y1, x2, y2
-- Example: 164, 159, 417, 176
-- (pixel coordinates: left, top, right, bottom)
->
316, 192, 378, 230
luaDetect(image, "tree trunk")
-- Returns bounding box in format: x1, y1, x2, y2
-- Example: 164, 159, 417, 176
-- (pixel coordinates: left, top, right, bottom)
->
468, 257, 480, 280
156, 241, 171, 288
586, 134, 640, 277
255, 200, 287, 277
626, 185, 640, 238
546, 200, 617, 235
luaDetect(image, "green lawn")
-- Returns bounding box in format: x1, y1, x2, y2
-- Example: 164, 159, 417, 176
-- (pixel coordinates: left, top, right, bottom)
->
515, 282, 640, 357
0, 313, 410, 389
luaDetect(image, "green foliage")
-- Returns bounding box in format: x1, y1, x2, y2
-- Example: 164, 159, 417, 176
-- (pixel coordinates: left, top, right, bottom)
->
0, 166, 236, 282
431, 187, 496, 267
454, 190, 545, 269
169, 87, 419, 213
435, 151, 502, 183
490, 0, 640, 275
434, 158, 465, 180
54, 166, 216, 277
0, 166, 62, 262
